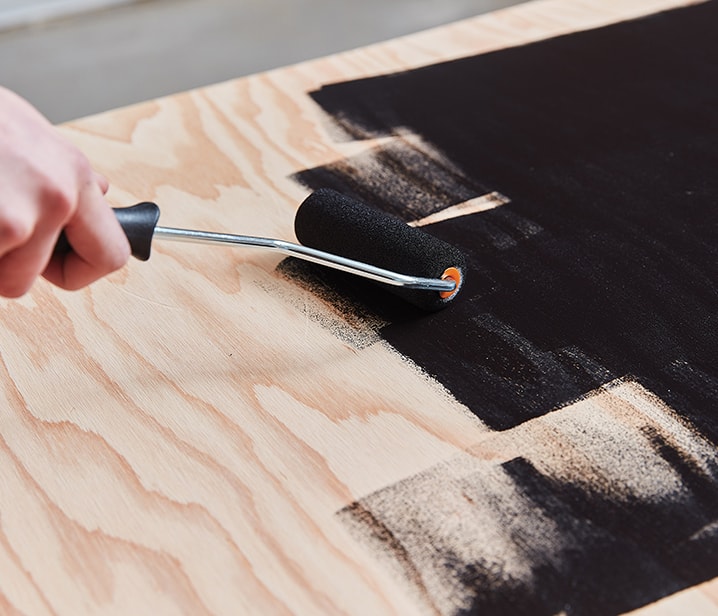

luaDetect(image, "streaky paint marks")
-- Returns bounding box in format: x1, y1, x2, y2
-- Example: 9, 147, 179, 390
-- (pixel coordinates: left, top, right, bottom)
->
291, 3, 718, 614
338, 380, 718, 615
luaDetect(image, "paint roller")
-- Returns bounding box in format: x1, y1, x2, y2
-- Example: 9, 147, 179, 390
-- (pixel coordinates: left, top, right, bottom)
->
56, 188, 466, 311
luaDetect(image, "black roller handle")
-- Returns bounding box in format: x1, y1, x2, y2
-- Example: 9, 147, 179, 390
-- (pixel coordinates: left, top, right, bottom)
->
54, 202, 160, 261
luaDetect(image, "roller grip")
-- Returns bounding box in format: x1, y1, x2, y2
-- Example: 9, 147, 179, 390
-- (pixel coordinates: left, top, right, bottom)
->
54, 202, 160, 262
294, 188, 466, 311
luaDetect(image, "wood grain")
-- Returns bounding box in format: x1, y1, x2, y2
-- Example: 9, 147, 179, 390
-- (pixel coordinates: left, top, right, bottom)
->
0, 0, 714, 614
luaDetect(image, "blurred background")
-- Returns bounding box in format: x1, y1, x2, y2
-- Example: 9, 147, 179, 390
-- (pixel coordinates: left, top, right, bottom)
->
0, 0, 526, 124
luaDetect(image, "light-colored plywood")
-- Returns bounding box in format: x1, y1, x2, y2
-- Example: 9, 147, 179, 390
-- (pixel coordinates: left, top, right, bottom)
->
1, 0, 714, 614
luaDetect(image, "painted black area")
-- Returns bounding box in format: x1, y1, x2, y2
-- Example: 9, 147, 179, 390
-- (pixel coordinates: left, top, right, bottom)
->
338, 435, 718, 616
294, 2, 718, 434
469, 451, 718, 615
293, 138, 493, 221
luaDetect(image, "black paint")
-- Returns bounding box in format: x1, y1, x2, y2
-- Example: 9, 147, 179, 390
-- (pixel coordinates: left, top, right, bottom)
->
338, 430, 718, 616
294, 138, 492, 221
294, 1, 718, 435
291, 3, 718, 613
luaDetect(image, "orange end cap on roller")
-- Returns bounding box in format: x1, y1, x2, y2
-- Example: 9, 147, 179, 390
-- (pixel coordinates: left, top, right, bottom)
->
439, 267, 462, 300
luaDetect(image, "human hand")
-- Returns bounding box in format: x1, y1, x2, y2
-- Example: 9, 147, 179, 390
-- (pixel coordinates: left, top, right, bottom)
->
0, 86, 130, 298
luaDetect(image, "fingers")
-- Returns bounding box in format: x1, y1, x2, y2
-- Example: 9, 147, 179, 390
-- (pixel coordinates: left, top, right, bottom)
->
0, 170, 129, 298
0, 200, 66, 297
0, 201, 37, 260
0, 175, 76, 298
0, 169, 125, 298
0, 87, 130, 298
42, 177, 130, 291
0, 209, 39, 297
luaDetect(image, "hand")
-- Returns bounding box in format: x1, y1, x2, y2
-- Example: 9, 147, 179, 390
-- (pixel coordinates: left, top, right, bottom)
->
0, 87, 130, 298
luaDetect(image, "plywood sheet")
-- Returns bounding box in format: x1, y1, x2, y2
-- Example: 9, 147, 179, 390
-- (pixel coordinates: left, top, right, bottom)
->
1, 0, 716, 614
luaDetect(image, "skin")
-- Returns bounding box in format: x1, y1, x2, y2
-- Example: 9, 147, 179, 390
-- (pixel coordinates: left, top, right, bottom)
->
0, 86, 130, 298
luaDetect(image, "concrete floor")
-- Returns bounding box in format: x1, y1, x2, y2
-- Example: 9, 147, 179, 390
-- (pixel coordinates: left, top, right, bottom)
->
0, 0, 525, 123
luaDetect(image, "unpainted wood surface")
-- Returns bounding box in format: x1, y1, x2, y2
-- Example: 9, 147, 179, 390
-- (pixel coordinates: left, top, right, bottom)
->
0, 0, 715, 614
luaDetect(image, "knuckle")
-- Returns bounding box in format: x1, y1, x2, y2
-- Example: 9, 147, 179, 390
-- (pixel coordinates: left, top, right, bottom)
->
41, 182, 75, 221
0, 215, 32, 248
73, 152, 93, 183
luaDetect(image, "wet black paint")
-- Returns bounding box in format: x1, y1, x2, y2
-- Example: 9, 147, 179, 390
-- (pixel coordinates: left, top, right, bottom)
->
291, 4, 718, 613
294, 1, 718, 435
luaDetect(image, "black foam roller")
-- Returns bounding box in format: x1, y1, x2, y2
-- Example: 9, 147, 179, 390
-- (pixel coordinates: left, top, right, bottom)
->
294, 188, 466, 311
